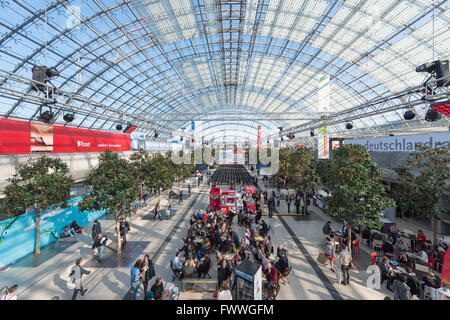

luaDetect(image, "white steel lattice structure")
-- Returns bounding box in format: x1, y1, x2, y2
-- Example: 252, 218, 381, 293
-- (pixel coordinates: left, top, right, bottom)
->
0, 0, 449, 143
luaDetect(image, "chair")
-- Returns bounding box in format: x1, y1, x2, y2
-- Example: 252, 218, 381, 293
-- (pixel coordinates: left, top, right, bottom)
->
266, 270, 281, 300
371, 239, 383, 251
427, 256, 436, 273
351, 240, 360, 257
279, 266, 292, 286
423, 285, 432, 300
370, 252, 379, 265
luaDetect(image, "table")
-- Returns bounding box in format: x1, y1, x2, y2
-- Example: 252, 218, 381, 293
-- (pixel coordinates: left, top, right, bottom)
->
194, 238, 204, 243
430, 287, 450, 300
254, 236, 264, 242
178, 292, 216, 300
269, 255, 278, 263
224, 253, 237, 261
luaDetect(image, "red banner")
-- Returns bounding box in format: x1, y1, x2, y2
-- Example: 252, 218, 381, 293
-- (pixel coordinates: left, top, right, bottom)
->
0, 118, 130, 154
0, 119, 30, 154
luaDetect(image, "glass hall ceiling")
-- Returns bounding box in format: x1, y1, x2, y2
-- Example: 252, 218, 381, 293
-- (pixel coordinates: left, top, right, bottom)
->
0, 0, 449, 143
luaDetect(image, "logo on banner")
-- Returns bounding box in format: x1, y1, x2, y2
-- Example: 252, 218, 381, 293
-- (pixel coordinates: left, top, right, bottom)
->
77, 140, 91, 148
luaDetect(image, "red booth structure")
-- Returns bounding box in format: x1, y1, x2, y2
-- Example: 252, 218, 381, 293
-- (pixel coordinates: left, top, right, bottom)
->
209, 188, 236, 215
244, 186, 256, 213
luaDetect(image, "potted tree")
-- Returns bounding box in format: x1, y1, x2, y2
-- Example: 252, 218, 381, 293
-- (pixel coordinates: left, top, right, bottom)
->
79, 150, 139, 255
2, 156, 73, 255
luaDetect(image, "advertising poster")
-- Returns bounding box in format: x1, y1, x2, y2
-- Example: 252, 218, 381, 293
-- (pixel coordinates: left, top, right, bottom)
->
30, 122, 53, 152
318, 134, 329, 159
0, 118, 131, 154
254, 266, 262, 300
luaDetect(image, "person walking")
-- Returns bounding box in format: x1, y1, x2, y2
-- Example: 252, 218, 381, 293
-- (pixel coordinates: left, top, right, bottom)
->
294, 195, 301, 214
69, 258, 92, 300
179, 190, 183, 204
130, 259, 142, 300
286, 196, 291, 214
120, 217, 130, 245
140, 254, 155, 300
91, 220, 102, 240
337, 244, 352, 286
153, 202, 161, 221
92, 232, 108, 263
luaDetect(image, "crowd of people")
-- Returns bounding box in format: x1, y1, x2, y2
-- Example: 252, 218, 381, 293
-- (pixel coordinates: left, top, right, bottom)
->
169, 183, 291, 300
322, 219, 449, 300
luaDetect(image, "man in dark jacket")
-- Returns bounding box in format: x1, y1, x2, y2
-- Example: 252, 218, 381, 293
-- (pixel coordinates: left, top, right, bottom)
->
322, 221, 333, 235
392, 275, 412, 300
275, 248, 289, 273
120, 218, 130, 245
217, 259, 232, 287
91, 220, 102, 240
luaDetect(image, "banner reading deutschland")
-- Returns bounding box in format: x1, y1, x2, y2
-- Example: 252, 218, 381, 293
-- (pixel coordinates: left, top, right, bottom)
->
0, 118, 130, 154
344, 132, 450, 152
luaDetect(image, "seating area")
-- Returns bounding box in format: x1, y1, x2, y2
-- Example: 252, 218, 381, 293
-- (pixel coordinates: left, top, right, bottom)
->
210, 165, 254, 186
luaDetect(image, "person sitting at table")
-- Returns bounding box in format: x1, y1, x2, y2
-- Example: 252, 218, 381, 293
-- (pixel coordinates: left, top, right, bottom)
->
264, 236, 274, 256
197, 242, 206, 260
395, 239, 409, 252
275, 248, 289, 274
232, 232, 240, 249
379, 256, 395, 291
392, 275, 412, 300
238, 246, 247, 260
382, 236, 395, 256
340, 221, 349, 236
189, 215, 196, 226
172, 251, 184, 278
421, 272, 440, 291
196, 210, 203, 220
414, 244, 428, 264
184, 243, 197, 260
263, 263, 278, 293
249, 219, 257, 235
150, 277, 164, 300
261, 252, 271, 272
196, 254, 211, 278
397, 250, 413, 269
423, 240, 433, 252
183, 257, 196, 278
404, 266, 420, 297
260, 220, 269, 237
322, 221, 334, 235
416, 230, 426, 244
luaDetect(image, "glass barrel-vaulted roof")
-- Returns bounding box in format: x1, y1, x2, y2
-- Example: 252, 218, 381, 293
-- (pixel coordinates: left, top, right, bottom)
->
0, 0, 449, 143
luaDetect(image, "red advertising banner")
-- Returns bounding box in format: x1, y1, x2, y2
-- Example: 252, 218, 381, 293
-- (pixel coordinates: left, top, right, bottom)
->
53, 126, 130, 153
0, 119, 30, 154
0, 118, 130, 154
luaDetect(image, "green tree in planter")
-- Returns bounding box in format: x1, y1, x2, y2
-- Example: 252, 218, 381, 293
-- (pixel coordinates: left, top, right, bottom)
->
274, 148, 291, 187
79, 150, 139, 255
2, 156, 73, 255
171, 151, 193, 193
316, 158, 332, 189
325, 144, 394, 252
288, 147, 321, 213
143, 153, 175, 201
394, 143, 449, 245
130, 149, 151, 199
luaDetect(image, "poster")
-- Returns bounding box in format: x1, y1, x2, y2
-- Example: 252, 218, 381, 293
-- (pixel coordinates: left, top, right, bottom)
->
30, 122, 53, 152
0, 118, 130, 154
254, 265, 262, 300
318, 134, 329, 159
